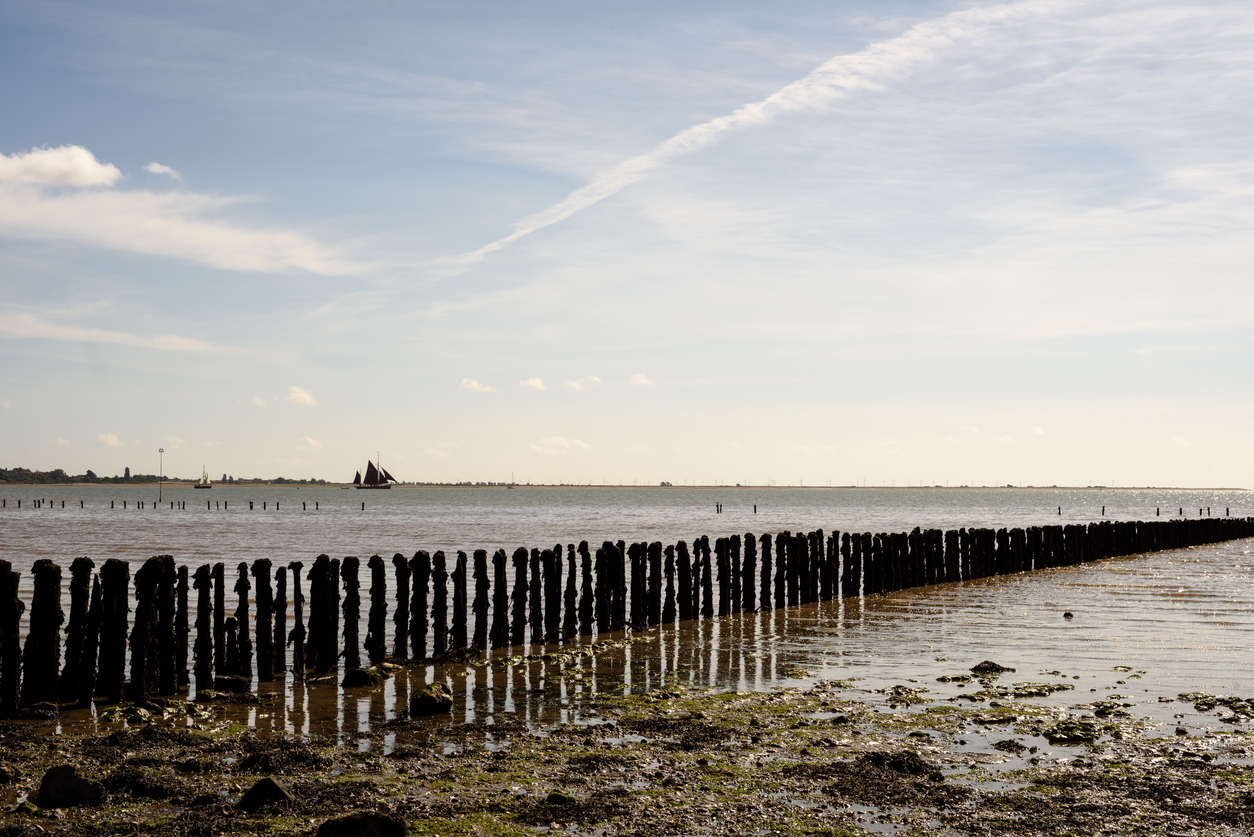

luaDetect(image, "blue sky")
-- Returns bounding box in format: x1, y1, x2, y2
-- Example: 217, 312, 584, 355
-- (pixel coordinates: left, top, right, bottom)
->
2, 0, 1252, 487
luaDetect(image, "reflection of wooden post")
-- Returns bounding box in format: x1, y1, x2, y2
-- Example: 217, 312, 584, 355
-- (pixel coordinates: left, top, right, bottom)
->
411, 552, 431, 659
21, 559, 64, 705
193, 565, 214, 692
392, 553, 411, 658
340, 557, 360, 670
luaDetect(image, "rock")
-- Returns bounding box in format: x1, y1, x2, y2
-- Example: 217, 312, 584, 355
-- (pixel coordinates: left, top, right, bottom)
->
1176, 726, 1188, 736
0, 763, 21, 783
236, 777, 296, 812
970, 661, 1015, 675
0, 824, 47, 837
408, 682, 453, 717
341, 668, 386, 689
34, 765, 104, 808
316, 812, 407, 837
213, 675, 250, 694
1063, 611, 1073, 619
545, 790, 579, 805
1042, 719, 1099, 744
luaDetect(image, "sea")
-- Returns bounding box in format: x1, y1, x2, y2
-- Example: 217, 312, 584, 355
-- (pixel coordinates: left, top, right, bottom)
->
1, 485, 1251, 741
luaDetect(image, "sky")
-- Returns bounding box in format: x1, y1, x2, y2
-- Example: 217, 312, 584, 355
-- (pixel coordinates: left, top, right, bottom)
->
1, 0, 1252, 488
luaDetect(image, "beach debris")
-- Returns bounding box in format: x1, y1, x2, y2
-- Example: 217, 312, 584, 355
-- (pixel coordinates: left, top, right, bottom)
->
408, 682, 453, 717
101, 765, 185, 800
970, 661, 1015, 675
316, 812, 407, 837
34, 765, 103, 808
546, 789, 580, 805
236, 776, 295, 812
1041, 719, 1099, 744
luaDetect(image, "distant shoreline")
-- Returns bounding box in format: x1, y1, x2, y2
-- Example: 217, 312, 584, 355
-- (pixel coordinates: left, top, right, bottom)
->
3, 482, 1248, 491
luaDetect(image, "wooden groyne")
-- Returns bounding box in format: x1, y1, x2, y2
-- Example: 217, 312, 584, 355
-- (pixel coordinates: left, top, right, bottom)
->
0, 516, 1250, 715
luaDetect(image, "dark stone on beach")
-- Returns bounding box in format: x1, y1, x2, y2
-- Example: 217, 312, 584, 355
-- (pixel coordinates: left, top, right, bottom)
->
341, 668, 386, 688
970, 660, 1015, 674
236, 776, 295, 812
35, 765, 103, 808
213, 674, 250, 694
1063, 611, 1074, 618
101, 765, 184, 800
316, 812, 407, 837
0, 763, 21, 783
546, 790, 579, 805
22, 702, 58, 720
408, 682, 453, 717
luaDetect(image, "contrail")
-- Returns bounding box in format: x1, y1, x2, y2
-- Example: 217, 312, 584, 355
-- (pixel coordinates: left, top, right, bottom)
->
441, 0, 1064, 272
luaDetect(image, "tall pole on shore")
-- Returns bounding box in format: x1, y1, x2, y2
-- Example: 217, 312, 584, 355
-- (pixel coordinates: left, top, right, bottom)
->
159, 448, 164, 504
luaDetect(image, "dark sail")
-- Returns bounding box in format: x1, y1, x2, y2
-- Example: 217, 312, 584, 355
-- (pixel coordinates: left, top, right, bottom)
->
353, 470, 362, 485
363, 461, 380, 486
381, 467, 398, 484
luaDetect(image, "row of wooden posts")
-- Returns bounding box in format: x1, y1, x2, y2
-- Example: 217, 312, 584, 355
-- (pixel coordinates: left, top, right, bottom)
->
4, 499, 323, 510
0, 515, 1250, 718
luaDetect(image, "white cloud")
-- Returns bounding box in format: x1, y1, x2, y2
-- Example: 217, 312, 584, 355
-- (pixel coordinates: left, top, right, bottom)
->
426, 442, 458, 458
520, 377, 547, 391
285, 386, 317, 406
144, 162, 182, 182
458, 378, 494, 392
530, 436, 591, 456
0, 145, 121, 186
162, 434, 185, 450
251, 396, 267, 406
298, 435, 322, 451
49, 437, 70, 446
1030, 426, 1046, 435
96, 432, 124, 447
0, 145, 359, 275
0, 309, 213, 351
565, 375, 601, 391
627, 373, 655, 387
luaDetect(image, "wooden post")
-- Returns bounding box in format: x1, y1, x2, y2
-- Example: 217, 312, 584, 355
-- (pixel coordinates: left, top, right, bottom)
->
677, 540, 693, 621
365, 555, 388, 665
475, 549, 492, 650
774, 532, 789, 607
742, 533, 757, 611
578, 542, 594, 636
594, 547, 609, 635
126, 557, 160, 700
728, 535, 742, 614
0, 562, 21, 717
212, 562, 226, 676
700, 537, 714, 619
627, 543, 643, 627
647, 541, 662, 626
79, 575, 102, 706
542, 548, 560, 642
288, 561, 306, 679
60, 557, 94, 702
452, 550, 468, 650
98, 558, 130, 703
562, 545, 577, 640
247, 560, 272, 683
528, 548, 544, 644
432, 552, 448, 656
410, 551, 431, 659
176, 564, 189, 688
663, 545, 676, 623
341, 557, 361, 670
490, 549, 508, 648
193, 565, 214, 692
273, 567, 287, 675
393, 553, 411, 658
155, 556, 177, 695
759, 534, 772, 610
234, 561, 252, 681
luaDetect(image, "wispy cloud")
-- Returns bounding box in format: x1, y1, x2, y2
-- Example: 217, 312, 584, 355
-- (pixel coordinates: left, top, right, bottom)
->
565, 375, 601, 391
285, 386, 317, 406
442, 0, 1062, 271
520, 377, 547, 391
144, 162, 182, 182
530, 436, 591, 456
0, 309, 213, 352
162, 434, 185, 450
426, 442, 458, 458
0, 145, 361, 274
0, 145, 121, 186
298, 435, 322, 450
627, 373, 655, 387
49, 437, 70, 446
458, 378, 494, 392
96, 432, 123, 447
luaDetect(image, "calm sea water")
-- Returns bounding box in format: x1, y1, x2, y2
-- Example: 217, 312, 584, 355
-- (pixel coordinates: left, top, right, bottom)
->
2, 485, 1250, 740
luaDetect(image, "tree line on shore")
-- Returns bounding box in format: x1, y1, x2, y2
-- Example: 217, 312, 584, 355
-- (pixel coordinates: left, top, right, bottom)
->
0, 467, 329, 486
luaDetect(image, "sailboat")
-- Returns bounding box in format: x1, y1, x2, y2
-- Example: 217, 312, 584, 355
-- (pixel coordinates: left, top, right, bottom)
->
354, 459, 398, 489
194, 467, 212, 489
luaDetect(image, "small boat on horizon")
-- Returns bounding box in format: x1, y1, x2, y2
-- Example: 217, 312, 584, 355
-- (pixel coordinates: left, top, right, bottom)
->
193, 468, 212, 489
354, 459, 398, 489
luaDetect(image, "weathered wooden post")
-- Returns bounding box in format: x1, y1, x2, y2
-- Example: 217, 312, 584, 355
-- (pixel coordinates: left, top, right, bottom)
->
819, 533, 834, 601
773, 533, 788, 608
329, 557, 342, 670
0, 562, 25, 717
176, 564, 189, 688
840, 532, 855, 597
79, 576, 102, 706
126, 557, 160, 700
365, 555, 388, 665
542, 548, 560, 641
490, 549, 508, 648
411, 551, 431, 659
475, 549, 492, 650
452, 550, 468, 650
305, 555, 329, 674
700, 537, 714, 619
647, 542, 663, 626
432, 552, 448, 656
524, 548, 541, 643
594, 546, 609, 634
97, 559, 130, 703
393, 553, 411, 658
713, 538, 728, 617
193, 565, 214, 692
288, 561, 306, 678
578, 542, 594, 636
677, 540, 693, 621
627, 543, 643, 626
248, 560, 272, 682
234, 561, 252, 680
211, 562, 226, 676
663, 544, 676, 623
60, 557, 95, 702
224, 616, 240, 677
742, 533, 757, 611
273, 567, 287, 674
562, 545, 577, 640
154, 556, 177, 695
728, 535, 742, 614
614, 540, 628, 630
759, 533, 772, 610
341, 557, 361, 669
